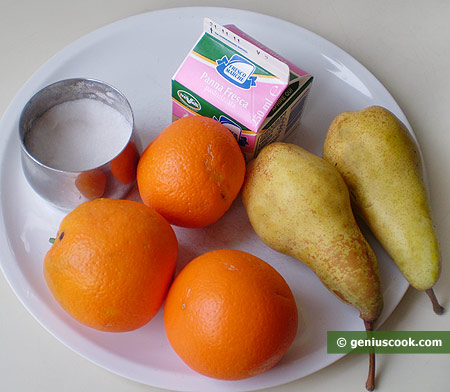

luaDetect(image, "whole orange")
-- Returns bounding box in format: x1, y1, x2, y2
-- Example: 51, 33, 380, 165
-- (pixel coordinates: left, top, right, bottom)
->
136, 116, 246, 228
164, 249, 298, 380
44, 198, 178, 332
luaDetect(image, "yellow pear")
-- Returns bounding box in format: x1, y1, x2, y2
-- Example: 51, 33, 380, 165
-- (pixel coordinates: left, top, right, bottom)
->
323, 105, 443, 314
242, 142, 382, 391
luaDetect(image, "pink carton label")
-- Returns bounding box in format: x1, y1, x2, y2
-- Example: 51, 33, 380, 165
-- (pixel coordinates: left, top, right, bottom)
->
173, 19, 290, 132
175, 56, 287, 131
172, 18, 314, 161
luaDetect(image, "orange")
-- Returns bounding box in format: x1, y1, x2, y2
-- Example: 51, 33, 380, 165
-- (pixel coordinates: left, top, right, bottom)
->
136, 116, 246, 228
44, 198, 178, 332
164, 249, 298, 380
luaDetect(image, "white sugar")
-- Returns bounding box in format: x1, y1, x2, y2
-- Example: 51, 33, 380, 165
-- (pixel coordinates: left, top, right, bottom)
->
25, 98, 131, 172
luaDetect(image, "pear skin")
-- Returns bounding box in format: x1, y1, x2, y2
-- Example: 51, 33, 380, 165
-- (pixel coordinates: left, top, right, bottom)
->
242, 142, 383, 322
242, 142, 382, 391
323, 106, 443, 314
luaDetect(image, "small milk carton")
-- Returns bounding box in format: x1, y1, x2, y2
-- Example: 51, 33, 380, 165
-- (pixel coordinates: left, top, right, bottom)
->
172, 18, 313, 160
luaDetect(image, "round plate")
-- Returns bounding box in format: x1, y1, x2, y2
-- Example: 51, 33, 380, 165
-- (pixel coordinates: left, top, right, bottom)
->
0, 7, 410, 391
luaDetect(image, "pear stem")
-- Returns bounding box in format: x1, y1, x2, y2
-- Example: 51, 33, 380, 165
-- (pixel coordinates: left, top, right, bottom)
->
364, 320, 375, 391
425, 288, 444, 315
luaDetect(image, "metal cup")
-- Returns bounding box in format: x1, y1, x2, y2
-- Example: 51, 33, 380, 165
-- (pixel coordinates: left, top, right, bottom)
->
19, 78, 140, 210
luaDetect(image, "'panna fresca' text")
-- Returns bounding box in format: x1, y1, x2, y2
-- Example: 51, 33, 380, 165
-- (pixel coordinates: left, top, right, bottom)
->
200, 71, 249, 108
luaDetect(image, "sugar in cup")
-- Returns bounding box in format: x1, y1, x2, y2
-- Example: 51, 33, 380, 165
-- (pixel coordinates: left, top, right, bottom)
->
19, 78, 140, 210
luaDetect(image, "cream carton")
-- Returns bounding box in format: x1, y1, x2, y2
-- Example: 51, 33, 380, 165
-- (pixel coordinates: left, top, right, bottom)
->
172, 18, 313, 160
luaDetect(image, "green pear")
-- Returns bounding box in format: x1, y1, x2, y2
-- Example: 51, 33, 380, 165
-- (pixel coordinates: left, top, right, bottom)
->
242, 142, 382, 391
323, 105, 443, 314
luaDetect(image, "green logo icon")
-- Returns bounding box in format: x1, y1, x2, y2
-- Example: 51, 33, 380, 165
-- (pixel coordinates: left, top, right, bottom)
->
177, 90, 201, 111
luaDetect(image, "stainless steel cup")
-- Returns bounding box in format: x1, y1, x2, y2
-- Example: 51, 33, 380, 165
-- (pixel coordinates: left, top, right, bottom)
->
19, 78, 140, 210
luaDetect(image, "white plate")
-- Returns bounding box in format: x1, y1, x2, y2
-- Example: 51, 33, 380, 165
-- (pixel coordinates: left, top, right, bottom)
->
0, 7, 410, 392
